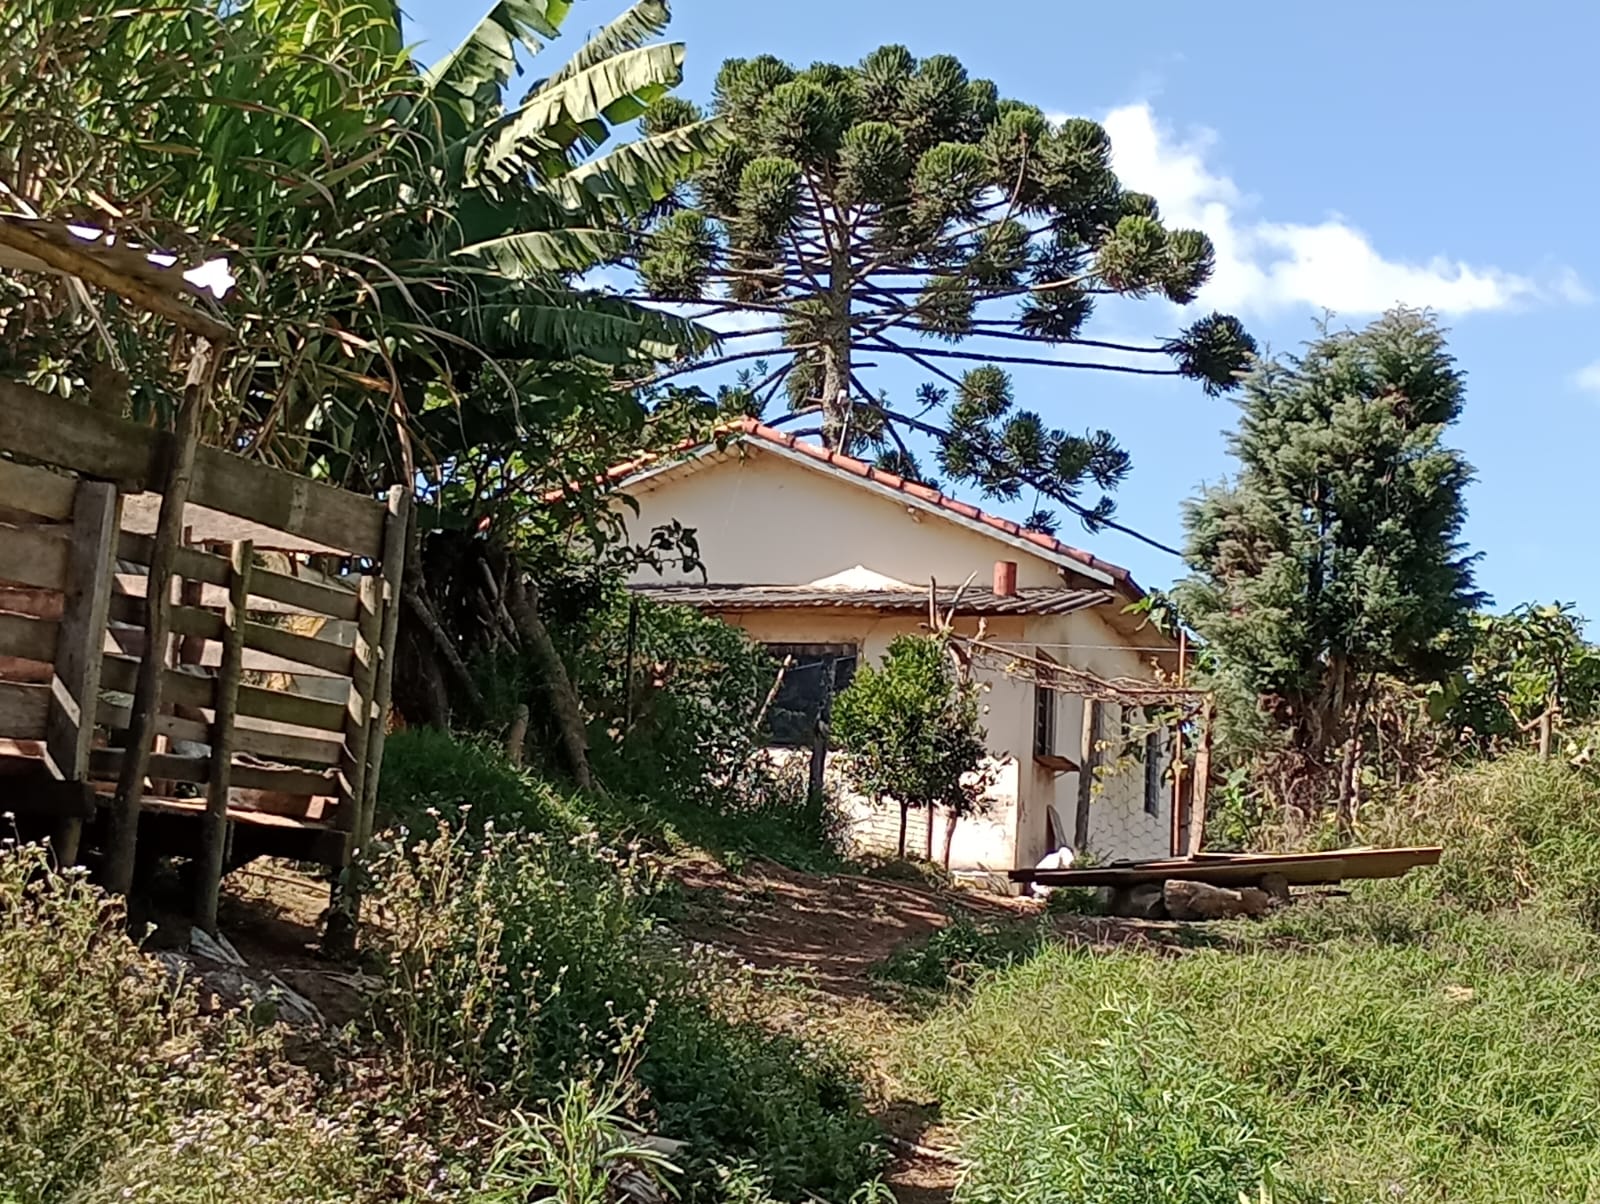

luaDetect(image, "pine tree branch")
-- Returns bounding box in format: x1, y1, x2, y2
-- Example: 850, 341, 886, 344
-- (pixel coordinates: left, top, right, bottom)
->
629, 342, 815, 388
866, 338, 1180, 376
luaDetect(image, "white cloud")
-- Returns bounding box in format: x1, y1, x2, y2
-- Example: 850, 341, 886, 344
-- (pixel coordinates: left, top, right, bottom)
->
1095, 103, 1584, 317
1573, 360, 1600, 394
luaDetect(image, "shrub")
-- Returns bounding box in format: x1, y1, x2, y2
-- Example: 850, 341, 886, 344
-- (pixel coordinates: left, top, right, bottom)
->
1362, 746, 1600, 929
955, 1001, 1282, 1204
368, 817, 883, 1201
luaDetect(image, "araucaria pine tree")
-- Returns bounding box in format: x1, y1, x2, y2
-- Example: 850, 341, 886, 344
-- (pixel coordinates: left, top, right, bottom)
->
634, 47, 1257, 534
1176, 308, 1482, 821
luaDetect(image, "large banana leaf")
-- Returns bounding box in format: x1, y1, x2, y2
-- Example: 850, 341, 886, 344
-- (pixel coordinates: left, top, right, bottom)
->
533, 0, 670, 91
469, 43, 685, 185
424, 0, 573, 124
444, 294, 717, 364
453, 226, 629, 275
545, 118, 725, 220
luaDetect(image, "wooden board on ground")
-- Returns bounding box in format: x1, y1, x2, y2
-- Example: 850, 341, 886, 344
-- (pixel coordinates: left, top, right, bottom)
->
1008, 846, 1443, 889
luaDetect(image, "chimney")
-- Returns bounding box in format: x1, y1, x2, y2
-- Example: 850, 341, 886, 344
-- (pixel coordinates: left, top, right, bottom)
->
993, 559, 1018, 598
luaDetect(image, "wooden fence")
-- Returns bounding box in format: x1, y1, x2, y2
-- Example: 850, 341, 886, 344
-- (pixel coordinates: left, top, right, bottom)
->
0, 377, 408, 929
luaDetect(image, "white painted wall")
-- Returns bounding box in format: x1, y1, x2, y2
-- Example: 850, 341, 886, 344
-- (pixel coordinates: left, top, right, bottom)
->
619, 443, 1178, 869
622, 446, 1078, 590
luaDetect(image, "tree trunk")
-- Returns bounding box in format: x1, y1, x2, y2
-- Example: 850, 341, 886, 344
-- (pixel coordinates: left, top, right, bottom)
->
506, 576, 592, 791
942, 811, 957, 868
897, 801, 909, 859
1074, 699, 1100, 852
820, 245, 854, 444
1335, 735, 1359, 841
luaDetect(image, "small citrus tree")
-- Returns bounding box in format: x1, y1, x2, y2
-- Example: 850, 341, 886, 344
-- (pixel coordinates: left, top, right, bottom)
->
831, 635, 989, 860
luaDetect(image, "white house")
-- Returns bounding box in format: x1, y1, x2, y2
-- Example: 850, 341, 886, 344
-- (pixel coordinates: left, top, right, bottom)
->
613, 418, 1186, 874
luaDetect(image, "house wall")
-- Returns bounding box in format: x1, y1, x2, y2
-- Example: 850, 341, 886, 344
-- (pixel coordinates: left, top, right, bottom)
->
720, 610, 1028, 872
623, 447, 1077, 589
1018, 609, 1175, 867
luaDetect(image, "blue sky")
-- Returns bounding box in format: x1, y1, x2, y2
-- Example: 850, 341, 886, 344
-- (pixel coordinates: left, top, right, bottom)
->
408, 0, 1600, 614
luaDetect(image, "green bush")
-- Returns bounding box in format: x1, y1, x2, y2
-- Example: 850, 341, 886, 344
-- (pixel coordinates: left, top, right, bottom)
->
368, 817, 883, 1201
956, 1002, 1282, 1204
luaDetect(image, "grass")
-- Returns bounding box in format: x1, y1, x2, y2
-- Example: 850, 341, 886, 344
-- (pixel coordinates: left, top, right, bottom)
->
884, 748, 1600, 1203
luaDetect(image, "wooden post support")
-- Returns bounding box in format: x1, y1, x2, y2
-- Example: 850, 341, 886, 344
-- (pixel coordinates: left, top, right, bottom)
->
105, 340, 220, 897
808, 656, 836, 804
358, 486, 412, 851
45, 480, 120, 865
1073, 698, 1100, 852
195, 540, 251, 932
1186, 699, 1216, 858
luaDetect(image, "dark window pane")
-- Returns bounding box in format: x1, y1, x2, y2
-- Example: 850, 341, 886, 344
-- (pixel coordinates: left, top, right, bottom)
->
762, 643, 857, 747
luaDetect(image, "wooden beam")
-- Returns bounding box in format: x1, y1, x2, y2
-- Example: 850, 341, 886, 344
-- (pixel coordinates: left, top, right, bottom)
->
196, 540, 251, 932
45, 481, 120, 864
1073, 699, 1100, 852
105, 341, 218, 897
0, 611, 58, 662
0, 680, 50, 737
117, 533, 361, 620
0, 457, 77, 522
0, 525, 70, 591
358, 486, 412, 849
0, 218, 233, 343
1186, 699, 1215, 858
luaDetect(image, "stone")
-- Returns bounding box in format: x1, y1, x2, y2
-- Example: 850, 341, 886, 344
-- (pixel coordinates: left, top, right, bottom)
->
1162, 879, 1271, 921
1108, 882, 1167, 919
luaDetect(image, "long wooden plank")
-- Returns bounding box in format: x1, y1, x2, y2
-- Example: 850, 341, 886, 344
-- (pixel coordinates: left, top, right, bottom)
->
1008, 846, 1443, 888
45, 481, 120, 863
197, 540, 251, 931
118, 533, 360, 621
0, 680, 49, 738
94, 699, 340, 767
360, 486, 412, 850
0, 458, 76, 522
238, 683, 347, 733
0, 526, 69, 591
108, 595, 352, 675
89, 748, 336, 797
99, 654, 215, 710
0, 611, 58, 662
0, 378, 384, 557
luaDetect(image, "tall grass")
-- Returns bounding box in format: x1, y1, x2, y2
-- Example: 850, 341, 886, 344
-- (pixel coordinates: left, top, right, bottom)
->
893, 748, 1600, 1203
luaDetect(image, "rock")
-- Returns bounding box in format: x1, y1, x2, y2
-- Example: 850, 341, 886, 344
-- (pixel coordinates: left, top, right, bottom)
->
1258, 873, 1292, 905
1108, 882, 1167, 919
1162, 879, 1270, 921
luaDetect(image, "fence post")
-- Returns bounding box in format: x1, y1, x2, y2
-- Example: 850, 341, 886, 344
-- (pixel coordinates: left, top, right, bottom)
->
1186, 699, 1216, 857
195, 540, 251, 932
45, 480, 120, 865
106, 339, 220, 897
1073, 699, 1100, 852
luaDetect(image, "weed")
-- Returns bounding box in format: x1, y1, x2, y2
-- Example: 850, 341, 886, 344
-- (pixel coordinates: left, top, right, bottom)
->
873, 917, 1046, 990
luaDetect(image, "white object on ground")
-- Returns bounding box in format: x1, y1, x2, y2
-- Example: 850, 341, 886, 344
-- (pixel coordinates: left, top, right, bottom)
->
1028, 846, 1076, 898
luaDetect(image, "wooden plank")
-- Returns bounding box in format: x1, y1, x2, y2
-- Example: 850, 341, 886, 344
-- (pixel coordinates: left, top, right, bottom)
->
119, 533, 359, 620
1009, 846, 1442, 890
0, 379, 152, 488
45, 481, 120, 864
190, 445, 384, 560
244, 621, 353, 676
0, 458, 77, 522
1186, 699, 1215, 858
238, 682, 347, 733
0, 680, 49, 738
197, 540, 251, 932
89, 748, 335, 798
1073, 699, 1100, 852
337, 574, 382, 835
0, 525, 69, 591
0, 611, 58, 662
233, 723, 343, 767
99, 655, 215, 710
358, 487, 412, 850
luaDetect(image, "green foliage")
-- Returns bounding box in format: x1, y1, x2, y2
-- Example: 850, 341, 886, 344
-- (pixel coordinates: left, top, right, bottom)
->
1177, 309, 1482, 792
369, 815, 883, 1200
636, 44, 1256, 532
873, 917, 1046, 990
1428, 602, 1600, 753
831, 634, 990, 853
0, 0, 715, 517
955, 1003, 1283, 1204
377, 725, 580, 839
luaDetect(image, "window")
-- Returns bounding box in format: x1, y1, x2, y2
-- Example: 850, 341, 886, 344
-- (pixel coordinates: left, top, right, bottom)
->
762, 643, 857, 747
1033, 651, 1059, 757
1144, 728, 1164, 816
